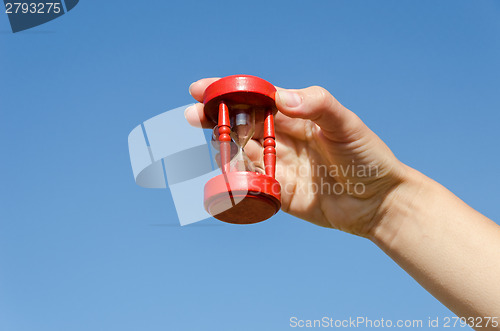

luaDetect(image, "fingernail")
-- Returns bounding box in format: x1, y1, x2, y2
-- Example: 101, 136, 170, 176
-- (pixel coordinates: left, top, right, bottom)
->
277, 90, 302, 108
188, 82, 196, 96
184, 105, 194, 119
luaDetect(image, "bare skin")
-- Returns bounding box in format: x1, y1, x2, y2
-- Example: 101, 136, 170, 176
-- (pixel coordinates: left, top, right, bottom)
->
185, 78, 500, 329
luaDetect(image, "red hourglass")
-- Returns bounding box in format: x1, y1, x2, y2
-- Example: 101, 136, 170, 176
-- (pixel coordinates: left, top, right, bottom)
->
203, 75, 281, 224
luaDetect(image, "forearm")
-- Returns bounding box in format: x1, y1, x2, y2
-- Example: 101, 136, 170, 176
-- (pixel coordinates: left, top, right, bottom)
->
370, 164, 500, 326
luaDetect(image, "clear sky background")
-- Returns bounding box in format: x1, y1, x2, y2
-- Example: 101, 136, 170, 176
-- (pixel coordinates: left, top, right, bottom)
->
1, 1, 499, 330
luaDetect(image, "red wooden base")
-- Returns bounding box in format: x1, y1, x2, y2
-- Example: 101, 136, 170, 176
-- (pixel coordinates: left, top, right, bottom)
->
204, 172, 281, 224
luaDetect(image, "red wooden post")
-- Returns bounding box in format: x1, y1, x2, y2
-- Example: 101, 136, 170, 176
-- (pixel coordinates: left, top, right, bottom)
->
218, 101, 231, 174
263, 108, 276, 178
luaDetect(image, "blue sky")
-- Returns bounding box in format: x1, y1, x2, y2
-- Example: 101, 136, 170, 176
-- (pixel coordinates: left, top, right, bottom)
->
1, 1, 499, 330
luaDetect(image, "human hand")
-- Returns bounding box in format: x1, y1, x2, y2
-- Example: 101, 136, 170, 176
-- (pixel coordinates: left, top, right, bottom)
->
185, 78, 408, 236
186, 77, 500, 321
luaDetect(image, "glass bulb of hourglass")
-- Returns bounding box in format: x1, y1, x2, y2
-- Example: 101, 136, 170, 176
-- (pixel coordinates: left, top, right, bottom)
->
230, 108, 256, 172
230, 147, 257, 172
210, 108, 260, 173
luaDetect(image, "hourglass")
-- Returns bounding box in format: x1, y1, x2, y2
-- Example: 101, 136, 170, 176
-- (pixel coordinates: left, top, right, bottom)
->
203, 75, 281, 224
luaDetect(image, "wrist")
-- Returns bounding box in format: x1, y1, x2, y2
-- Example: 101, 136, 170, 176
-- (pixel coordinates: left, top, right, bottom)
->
367, 163, 428, 246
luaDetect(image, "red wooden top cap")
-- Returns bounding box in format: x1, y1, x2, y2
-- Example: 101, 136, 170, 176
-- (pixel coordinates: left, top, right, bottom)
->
203, 75, 277, 124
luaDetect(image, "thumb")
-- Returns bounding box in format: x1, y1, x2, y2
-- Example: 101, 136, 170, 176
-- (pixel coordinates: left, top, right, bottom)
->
275, 86, 366, 142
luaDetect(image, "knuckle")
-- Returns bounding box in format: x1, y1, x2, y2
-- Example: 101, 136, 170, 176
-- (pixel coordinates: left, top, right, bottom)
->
309, 85, 335, 111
